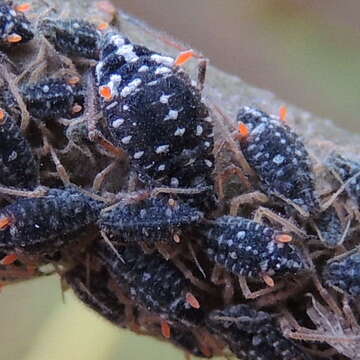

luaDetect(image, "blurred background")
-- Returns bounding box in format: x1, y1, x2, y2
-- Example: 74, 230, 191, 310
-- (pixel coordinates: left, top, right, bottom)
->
1, 1, 360, 360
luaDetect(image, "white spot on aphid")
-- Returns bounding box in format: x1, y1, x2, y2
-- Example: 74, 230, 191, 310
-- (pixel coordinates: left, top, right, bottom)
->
120, 78, 142, 97
196, 125, 203, 136
111, 35, 126, 47
158, 164, 165, 171
106, 101, 118, 110
134, 151, 144, 159
204, 159, 213, 167
155, 145, 170, 154
121, 135, 132, 144
164, 110, 178, 121
123, 105, 129, 111
116, 44, 138, 62
160, 94, 171, 104
171, 177, 179, 187
42, 85, 49, 93
112, 118, 124, 128
155, 66, 171, 75
151, 54, 174, 66
174, 128, 185, 136
138, 65, 149, 72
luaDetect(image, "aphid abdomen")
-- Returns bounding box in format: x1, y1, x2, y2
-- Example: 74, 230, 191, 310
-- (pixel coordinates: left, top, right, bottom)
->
237, 107, 318, 214
0, 2, 33, 47
39, 19, 101, 59
0, 111, 38, 189
21, 78, 84, 119
201, 216, 304, 278
99, 198, 203, 243
207, 304, 312, 360
96, 32, 214, 189
0, 188, 103, 254
95, 242, 203, 326
323, 249, 360, 297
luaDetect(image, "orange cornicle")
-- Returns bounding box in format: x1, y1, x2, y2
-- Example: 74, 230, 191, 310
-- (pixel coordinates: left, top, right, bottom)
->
15, 3, 31, 12
72, 104, 83, 114
174, 50, 196, 66
0, 253, 18, 265
7, 34, 22, 43
279, 105, 288, 123
161, 320, 171, 338
237, 123, 250, 140
262, 274, 275, 287
0, 108, 6, 124
97, 23, 109, 31
99, 85, 113, 101
0, 216, 11, 230
275, 233, 293, 243
186, 292, 201, 309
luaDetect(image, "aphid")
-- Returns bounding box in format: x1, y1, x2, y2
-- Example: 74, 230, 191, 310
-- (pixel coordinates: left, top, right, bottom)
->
0, 1, 33, 47
94, 242, 204, 329
65, 264, 126, 326
323, 248, 360, 297
312, 207, 348, 248
21, 78, 84, 120
99, 197, 203, 244
0, 108, 38, 189
237, 106, 318, 215
200, 216, 305, 278
206, 304, 312, 360
0, 188, 103, 256
39, 19, 101, 59
95, 32, 214, 190
326, 152, 360, 205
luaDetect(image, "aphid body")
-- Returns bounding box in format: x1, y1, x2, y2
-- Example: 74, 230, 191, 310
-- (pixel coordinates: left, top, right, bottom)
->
313, 207, 345, 248
99, 197, 203, 243
21, 78, 84, 119
326, 152, 360, 205
0, 188, 103, 255
0, 110, 38, 189
0, 1, 33, 47
237, 107, 318, 215
200, 216, 305, 278
323, 248, 360, 297
39, 19, 101, 59
96, 32, 214, 190
206, 304, 312, 360
95, 242, 203, 327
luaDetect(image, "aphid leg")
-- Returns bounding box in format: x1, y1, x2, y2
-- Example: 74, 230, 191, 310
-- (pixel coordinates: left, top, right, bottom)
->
99, 230, 125, 264
342, 296, 360, 330
210, 103, 255, 177
280, 308, 360, 343
238, 275, 279, 300
92, 161, 118, 192
151, 186, 207, 197
253, 206, 307, 238
229, 191, 268, 216
321, 170, 360, 212
215, 165, 253, 200
210, 265, 234, 304
0, 64, 30, 130
254, 277, 307, 308
187, 242, 206, 279
172, 258, 215, 294
41, 132, 71, 186
0, 185, 47, 198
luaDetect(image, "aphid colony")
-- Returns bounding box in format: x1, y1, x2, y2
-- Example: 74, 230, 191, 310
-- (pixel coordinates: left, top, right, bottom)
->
0, 3, 359, 359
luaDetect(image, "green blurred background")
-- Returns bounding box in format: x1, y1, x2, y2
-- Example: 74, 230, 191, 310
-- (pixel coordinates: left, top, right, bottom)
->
1, 1, 360, 360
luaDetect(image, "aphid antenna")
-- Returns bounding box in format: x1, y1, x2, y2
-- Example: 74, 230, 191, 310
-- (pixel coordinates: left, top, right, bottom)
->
0, 185, 48, 198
